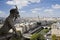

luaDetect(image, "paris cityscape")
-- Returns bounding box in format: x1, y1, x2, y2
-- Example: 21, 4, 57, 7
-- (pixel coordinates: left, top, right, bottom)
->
0, 0, 60, 40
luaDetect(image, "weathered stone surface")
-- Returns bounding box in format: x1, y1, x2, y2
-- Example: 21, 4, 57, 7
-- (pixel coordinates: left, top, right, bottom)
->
0, 6, 20, 40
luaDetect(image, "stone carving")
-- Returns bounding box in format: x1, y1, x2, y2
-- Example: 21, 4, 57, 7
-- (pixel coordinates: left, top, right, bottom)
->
0, 5, 20, 36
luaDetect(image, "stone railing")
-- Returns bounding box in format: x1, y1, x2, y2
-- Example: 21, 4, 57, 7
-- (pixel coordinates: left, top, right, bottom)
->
0, 33, 13, 40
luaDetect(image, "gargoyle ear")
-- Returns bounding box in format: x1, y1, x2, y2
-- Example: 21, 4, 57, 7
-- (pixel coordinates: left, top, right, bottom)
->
15, 5, 18, 11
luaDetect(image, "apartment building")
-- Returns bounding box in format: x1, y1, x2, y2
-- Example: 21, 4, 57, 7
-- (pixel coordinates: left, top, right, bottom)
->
51, 22, 60, 36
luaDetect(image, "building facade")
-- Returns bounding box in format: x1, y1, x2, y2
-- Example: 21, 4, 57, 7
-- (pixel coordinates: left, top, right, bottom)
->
51, 22, 60, 36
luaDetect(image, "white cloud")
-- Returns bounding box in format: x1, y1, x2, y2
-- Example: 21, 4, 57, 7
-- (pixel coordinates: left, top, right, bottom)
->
6, 1, 15, 5
43, 9, 54, 17
0, 11, 8, 17
0, 11, 4, 14
32, 8, 41, 11
6, 0, 40, 9
52, 4, 60, 9
44, 9, 53, 13
20, 11, 26, 13
31, 8, 41, 13
28, 0, 40, 3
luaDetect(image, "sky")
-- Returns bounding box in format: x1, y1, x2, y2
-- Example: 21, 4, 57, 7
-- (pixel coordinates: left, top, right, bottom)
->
0, 0, 60, 18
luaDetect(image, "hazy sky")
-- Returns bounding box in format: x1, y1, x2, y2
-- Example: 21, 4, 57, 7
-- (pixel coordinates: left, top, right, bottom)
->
0, 0, 60, 18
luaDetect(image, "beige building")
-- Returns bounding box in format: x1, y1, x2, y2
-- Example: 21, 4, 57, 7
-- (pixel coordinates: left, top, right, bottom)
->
14, 22, 37, 33
51, 22, 60, 36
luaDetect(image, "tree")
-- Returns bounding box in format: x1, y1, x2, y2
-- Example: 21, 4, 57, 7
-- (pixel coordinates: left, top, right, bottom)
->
38, 33, 45, 40
52, 34, 56, 40
30, 33, 45, 40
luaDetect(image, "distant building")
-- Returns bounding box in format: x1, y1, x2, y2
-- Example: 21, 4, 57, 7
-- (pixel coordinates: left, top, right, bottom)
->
0, 24, 3, 28
51, 22, 60, 36
14, 22, 37, 34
